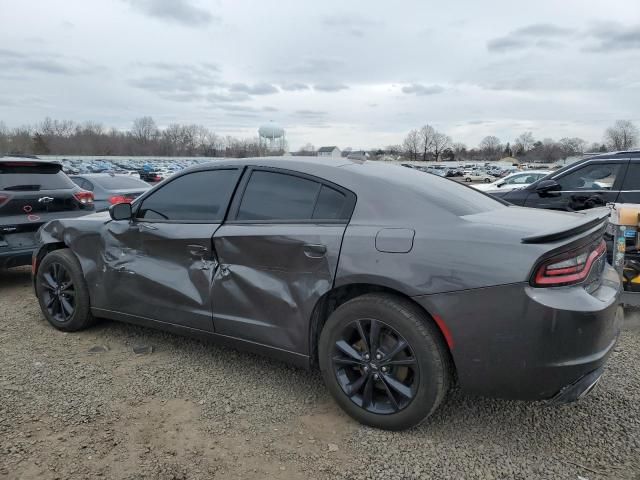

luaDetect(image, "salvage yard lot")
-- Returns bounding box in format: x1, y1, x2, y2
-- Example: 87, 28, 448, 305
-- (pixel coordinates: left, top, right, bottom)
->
1, 267, 639, 480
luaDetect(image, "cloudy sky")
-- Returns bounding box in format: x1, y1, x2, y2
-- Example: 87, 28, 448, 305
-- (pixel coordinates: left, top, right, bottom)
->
1, 0, 639, 150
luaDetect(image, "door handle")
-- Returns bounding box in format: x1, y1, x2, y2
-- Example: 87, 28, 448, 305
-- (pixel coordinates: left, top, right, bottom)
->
188, 244, 208, 256
303, 244, 327, 258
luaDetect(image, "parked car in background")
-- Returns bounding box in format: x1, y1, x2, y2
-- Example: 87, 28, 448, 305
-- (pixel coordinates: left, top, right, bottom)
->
463, 171, 495, 183
69, 173, 150, 212
0, 156, 94, 269
33, 157, 621, 430
139, 170, 162, 183
497, 151, 640, 211
473, 170, 549, 193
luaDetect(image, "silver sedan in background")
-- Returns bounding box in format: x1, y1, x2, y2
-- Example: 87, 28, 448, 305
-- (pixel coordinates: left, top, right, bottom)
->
69, 173, 150, 212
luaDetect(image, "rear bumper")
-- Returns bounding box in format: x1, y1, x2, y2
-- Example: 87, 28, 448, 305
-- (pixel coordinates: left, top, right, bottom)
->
549, 365, 605, 404
413, 264, 623, 401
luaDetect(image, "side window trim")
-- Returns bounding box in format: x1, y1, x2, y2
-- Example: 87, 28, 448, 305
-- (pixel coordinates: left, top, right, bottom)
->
133, 167, 242, 224
226, 166, 356, 224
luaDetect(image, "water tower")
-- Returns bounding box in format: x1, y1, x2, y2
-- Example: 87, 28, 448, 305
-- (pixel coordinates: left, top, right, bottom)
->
258, 122, 286, 151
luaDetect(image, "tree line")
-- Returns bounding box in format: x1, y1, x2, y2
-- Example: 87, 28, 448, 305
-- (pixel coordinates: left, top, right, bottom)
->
400, 120, 639, 163
1, 116, 638, 162
0, 116, 284, 158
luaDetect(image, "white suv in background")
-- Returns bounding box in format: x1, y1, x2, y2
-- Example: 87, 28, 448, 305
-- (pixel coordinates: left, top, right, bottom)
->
473, 170, 549, 193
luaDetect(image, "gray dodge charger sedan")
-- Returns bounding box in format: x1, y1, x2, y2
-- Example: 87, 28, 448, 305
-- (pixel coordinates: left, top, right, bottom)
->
32, 157, 622, 430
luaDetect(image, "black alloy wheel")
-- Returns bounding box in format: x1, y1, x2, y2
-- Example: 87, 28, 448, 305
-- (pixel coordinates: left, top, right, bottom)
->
40, 262, 76, 323
331, 318, 418, 415
36, 248, 95, 332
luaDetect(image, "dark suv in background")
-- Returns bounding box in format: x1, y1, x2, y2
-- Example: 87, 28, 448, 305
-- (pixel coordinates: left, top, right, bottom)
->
0, 156, 95, 268
495, 151, 640, 211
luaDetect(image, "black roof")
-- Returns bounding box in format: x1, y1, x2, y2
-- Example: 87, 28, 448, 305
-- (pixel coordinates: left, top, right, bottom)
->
317, 146, 339, 152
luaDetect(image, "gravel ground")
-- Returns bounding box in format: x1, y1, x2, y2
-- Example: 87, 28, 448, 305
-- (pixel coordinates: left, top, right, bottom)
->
1, 266, 639, 480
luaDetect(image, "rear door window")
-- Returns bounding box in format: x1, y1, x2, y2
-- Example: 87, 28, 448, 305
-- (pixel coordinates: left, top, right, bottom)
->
137, 169, 240, 222
235, 170, 351, 222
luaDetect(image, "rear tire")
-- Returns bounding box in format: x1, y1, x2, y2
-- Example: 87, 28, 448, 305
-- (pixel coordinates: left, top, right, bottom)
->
465, 177, 471, 182
35, 248, 95, 332
318, 293, 452, 430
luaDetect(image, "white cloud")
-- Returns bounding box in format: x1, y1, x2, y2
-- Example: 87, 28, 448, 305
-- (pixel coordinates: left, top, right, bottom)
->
0, 0, 638, 149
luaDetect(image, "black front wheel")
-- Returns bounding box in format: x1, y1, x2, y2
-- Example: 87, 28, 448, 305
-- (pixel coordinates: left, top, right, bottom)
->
36, 249, 95, 332
319, 293, 453, 430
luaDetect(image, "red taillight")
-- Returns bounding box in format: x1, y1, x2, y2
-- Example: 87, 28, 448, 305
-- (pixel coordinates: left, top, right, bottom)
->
73, 190, 94, 205
0, 194, 8, 207
533, 239, 606, 287
109, 195, 132, 205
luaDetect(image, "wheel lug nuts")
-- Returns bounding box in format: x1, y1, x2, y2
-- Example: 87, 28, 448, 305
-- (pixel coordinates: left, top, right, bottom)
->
364, 353, 370, 360
375, 353, 382, 360
381, 366, 388, 372
373, 373, 379, 380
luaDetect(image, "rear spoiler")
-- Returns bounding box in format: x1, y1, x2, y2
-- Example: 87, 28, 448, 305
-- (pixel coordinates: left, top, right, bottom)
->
0, 159, 63, 172
521, 210, 609, 244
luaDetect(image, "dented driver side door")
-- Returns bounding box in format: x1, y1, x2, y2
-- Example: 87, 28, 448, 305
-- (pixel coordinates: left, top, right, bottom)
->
100, 168, 242, 331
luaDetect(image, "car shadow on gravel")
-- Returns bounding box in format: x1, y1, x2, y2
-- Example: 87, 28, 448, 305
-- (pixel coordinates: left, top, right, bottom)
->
0, 267, 32, 290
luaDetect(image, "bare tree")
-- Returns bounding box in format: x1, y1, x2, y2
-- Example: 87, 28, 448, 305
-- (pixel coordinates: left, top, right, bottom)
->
9, 126, 33, 154
295, 143, 316, 156
418, 125, 436, 161
605, 120, 639, 151
402, 129, 421, 161
452, 142, 467, 158
131, 116, 158, 144
0, 121, 9, 153
479, 136, 502, 161
432, 132, 452, 161
514, 131, 535, 156
539, 138, 562, 163
558, 137, 587, 158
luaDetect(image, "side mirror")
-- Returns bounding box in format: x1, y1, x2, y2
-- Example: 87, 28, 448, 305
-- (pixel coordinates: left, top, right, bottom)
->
109, 202, 133, 221
535, 179, 561, 193
496, 182, 505, 188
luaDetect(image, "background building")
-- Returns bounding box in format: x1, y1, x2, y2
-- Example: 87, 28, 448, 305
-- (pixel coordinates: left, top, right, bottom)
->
317, 146, 341, 158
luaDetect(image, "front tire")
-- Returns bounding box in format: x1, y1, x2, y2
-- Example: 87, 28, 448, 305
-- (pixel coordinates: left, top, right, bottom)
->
35, 248, 95, 332
318, 293, 452, 430
465, 177, 472, 182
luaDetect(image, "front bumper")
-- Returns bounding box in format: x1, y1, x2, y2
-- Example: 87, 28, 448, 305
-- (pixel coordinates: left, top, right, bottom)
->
0, 247, 35, 269
413, 263, 622, 401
